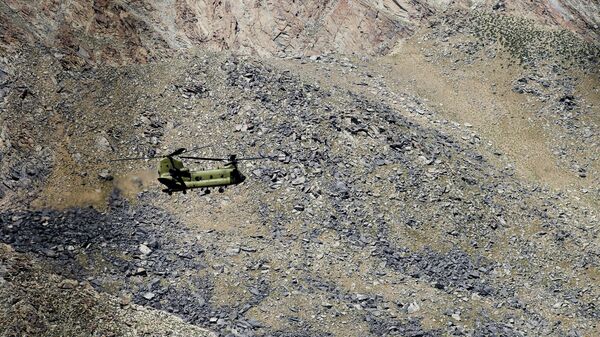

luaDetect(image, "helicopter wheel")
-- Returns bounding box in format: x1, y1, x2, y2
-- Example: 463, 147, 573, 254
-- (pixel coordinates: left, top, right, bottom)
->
182, 189, 187, 195
205, 188, 211, 195
218, 187, 225, 193
167, 191, 172, 196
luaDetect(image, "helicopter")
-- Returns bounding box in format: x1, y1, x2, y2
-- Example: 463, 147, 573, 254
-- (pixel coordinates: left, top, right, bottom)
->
111, 148, 272, 195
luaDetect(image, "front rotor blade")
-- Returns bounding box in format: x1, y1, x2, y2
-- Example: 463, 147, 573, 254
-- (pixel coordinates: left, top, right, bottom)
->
168, 148, 187, 157
108, 156, 156, 162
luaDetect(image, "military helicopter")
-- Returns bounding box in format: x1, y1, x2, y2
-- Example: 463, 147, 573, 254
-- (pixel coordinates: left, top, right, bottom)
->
111, 148, 272, 195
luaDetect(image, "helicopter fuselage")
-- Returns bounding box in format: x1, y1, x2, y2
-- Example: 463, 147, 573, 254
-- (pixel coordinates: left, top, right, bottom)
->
157, 157, 245, 194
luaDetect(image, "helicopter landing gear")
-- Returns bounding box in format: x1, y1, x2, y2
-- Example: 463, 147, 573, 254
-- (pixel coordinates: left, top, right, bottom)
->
218, 187, 225, 193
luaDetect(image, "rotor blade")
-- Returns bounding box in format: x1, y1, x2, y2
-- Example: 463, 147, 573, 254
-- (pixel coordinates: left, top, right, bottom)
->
168, 147, 187, 157
179, 156, 227, 161
222, 156, 275, 166
235, 156, 275, 161
108, 156, 157, 162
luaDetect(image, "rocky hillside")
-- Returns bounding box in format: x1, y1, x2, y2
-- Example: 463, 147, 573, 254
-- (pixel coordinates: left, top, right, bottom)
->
1, 0, 598, 65
0, 0, 420, 64
0, 244, 216, 337
1, 1, 599, 337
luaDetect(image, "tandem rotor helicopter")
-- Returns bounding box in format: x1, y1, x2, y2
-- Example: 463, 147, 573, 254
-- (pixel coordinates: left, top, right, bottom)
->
111, 147, 274, 195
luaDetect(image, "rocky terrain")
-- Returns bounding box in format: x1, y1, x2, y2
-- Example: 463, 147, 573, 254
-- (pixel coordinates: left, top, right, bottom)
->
0, 243, 216, 337
1, 1, 599, 337
1, 0, 599, 64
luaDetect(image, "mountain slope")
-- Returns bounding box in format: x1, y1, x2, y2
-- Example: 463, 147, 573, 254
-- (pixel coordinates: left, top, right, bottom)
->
0, 2, 599, 337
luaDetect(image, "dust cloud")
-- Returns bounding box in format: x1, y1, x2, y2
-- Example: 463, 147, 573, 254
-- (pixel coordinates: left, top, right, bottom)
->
113, 169, 157, 198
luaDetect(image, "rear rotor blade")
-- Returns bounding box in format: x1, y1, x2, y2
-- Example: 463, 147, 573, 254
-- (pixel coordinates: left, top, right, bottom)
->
235, 156, 274, 161
222, 155, 276, 166
179, 156, 227, 161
